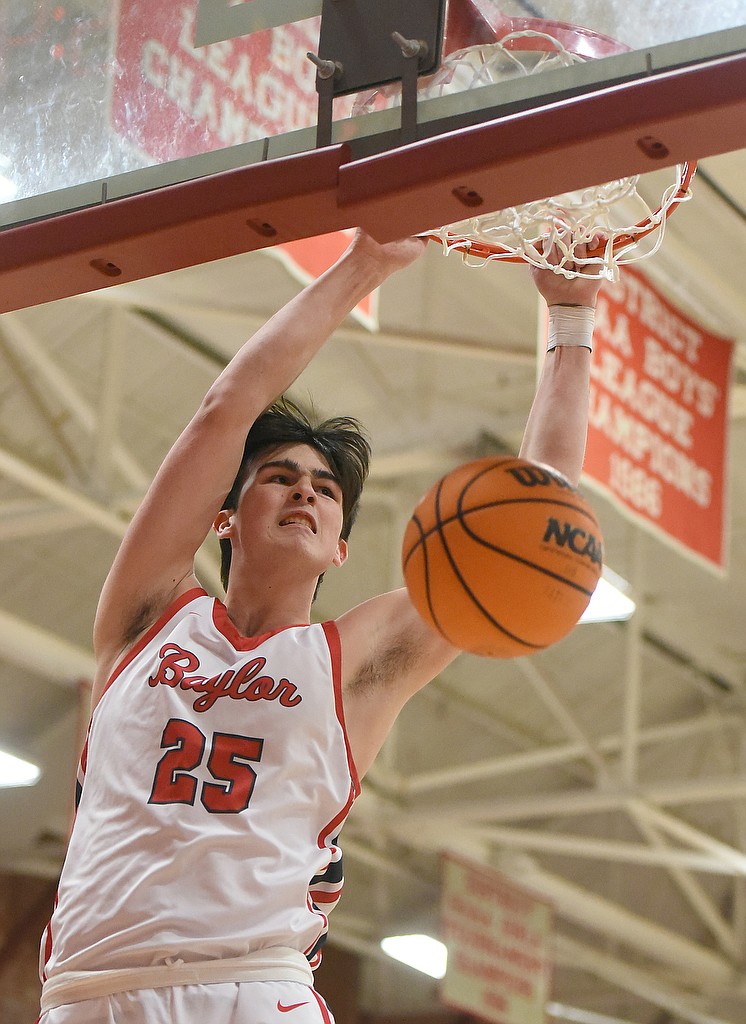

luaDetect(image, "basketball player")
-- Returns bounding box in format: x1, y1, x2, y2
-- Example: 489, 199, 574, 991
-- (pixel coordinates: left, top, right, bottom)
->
38, 230, 602, 1023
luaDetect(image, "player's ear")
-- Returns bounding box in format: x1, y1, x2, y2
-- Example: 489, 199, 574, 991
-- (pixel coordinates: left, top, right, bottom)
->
213, 509, 234, 537
332, 538, 348, 568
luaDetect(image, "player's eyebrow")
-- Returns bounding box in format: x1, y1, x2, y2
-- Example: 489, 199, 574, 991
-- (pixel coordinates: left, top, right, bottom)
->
259, 458, 341, 487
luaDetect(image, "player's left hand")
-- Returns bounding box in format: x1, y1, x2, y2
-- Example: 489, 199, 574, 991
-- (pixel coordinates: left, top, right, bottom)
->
349, 229, 428, 277
530, 233, 605, 307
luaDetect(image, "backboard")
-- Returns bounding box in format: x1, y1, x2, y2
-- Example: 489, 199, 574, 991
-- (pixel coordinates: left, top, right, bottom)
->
0, 0, 745, 311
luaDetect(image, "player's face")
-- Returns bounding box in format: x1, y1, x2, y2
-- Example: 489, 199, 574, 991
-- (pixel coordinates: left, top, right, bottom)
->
229, 443, 348, 570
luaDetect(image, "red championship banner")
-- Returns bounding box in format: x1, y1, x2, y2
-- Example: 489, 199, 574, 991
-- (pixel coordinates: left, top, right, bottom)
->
440, 855, 554, 1024
581, 270, 733, 572
110, 3, 377, 328
111, 1, 319, 159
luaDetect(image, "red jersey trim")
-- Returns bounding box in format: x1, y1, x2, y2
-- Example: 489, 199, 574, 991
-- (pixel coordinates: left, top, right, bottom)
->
304, 620, 358, 961
97, 587, 209, 706
321, 620, 361, 799
310, 987, 334, 1023
211, 598, 308, 651
43, 590, 212, 980
309, 890, 342, 905
40, 892, 58, 982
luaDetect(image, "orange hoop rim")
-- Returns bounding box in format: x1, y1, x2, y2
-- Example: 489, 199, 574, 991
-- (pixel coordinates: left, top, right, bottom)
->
445, 4, 632, 62
422, 17, 698, 271
427, 161, 698, 264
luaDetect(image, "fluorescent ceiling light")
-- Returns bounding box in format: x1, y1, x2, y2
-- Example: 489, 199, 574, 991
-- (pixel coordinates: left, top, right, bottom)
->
580, 567, 635, 624
547, 1001, 640, 1024
380, 934, 448, 979
0, 748, 42, 787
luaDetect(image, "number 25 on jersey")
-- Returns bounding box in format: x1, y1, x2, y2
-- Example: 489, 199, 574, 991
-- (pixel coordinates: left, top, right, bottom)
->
149, 718, 264, 814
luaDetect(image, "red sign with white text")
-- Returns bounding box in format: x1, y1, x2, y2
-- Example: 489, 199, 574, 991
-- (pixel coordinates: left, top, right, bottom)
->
110, 3, 378, 327
111, 1, 319, 160
583, 270, 733, 571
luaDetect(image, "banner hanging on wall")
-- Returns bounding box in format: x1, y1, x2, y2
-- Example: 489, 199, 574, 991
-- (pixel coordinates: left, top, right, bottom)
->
112, 2, 319, 159
580, 269, 733, 572
111, 2, 377, 329
440, 854, 554, 1024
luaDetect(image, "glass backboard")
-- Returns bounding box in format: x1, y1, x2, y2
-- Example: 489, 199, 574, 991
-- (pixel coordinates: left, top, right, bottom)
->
1, 0, 745, 309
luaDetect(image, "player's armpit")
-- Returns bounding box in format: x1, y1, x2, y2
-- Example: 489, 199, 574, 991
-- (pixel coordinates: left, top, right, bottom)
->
335, 593, 456, 774
91, 571, 202, 707
338, 589, 459, 694
336, 589, 459, 775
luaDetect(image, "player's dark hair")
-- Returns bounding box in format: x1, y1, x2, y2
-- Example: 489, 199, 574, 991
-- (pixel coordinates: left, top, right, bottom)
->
219, 397, 371, 591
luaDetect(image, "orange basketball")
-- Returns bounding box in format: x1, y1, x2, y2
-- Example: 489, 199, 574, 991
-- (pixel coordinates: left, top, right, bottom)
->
402, 456, 603, 658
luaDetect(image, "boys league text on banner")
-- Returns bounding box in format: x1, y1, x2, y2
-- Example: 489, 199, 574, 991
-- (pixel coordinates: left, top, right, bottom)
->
580, 269, 733, 572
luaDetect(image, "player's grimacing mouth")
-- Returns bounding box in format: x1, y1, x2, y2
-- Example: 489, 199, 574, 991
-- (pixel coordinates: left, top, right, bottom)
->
279, 512, 317, 533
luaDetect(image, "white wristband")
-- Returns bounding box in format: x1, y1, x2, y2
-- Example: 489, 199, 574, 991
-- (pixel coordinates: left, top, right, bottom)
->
547, 305, 595, 353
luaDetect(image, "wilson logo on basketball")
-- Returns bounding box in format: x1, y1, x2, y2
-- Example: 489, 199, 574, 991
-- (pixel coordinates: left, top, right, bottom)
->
507, 465, 573, 490
148, 643, 303, 712
542, 518, 603, 565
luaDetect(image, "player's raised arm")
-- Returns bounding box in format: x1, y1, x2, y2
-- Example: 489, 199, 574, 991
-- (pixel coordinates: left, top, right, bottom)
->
519, 238, 604, 485
93, 232, 427, 674
338, 239, 604, 774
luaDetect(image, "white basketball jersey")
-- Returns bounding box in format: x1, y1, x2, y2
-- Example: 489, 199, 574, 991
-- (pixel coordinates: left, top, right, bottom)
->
41, 589, 359, 980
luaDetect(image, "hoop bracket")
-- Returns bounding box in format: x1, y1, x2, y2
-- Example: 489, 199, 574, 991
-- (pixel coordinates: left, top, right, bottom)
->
311, 0, 446, 147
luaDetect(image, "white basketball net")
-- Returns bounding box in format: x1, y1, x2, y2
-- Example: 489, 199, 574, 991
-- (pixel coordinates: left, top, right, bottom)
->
418, 31, 696, 280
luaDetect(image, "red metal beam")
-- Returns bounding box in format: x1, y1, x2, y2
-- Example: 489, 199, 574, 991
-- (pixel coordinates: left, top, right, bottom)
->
342, 51, 746, 239
0, 51, 744, 315
0, 147, 353, 314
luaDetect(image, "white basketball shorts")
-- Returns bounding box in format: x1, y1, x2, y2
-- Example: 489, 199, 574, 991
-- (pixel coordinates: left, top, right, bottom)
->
38, 980, 336, 1024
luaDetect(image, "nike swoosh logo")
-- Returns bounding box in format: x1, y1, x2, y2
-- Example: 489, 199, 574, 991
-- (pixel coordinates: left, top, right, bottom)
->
277, 1001, 309, 1013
